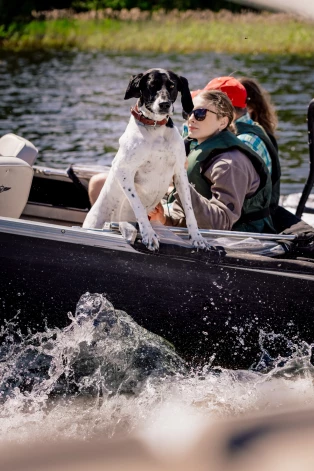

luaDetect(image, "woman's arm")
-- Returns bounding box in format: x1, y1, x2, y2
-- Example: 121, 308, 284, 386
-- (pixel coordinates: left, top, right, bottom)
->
168, 151, 260, 230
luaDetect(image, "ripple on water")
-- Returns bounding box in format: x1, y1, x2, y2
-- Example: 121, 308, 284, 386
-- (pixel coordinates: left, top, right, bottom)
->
1, 50, 314, 192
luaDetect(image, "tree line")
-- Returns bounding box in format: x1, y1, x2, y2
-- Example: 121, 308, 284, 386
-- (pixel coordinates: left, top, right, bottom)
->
0, 0, 250, 26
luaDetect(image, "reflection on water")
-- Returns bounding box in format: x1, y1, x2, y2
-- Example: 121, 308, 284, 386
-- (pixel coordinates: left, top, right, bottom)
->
0, 292, 314, 444
1, 51, 314, 194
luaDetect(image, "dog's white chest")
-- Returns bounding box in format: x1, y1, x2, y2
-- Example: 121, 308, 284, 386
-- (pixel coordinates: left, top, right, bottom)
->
83, 118, 185, 227
138, 136, 175, 172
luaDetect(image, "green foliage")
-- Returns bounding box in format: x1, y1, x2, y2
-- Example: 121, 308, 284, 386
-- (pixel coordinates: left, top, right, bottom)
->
2, 15, 314, 55
71, 0, 245, 12
0, 0, 246, 25
0, 23, 6, 38
0, 0, 32, 24
0, 0, 72, 25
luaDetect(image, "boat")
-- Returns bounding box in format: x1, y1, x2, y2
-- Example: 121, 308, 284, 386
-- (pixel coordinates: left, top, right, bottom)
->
1, 101, 314, 370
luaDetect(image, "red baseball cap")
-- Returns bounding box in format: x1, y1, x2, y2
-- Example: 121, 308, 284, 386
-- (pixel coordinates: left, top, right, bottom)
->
204, 77, 247, 108
191, 89, 202, 99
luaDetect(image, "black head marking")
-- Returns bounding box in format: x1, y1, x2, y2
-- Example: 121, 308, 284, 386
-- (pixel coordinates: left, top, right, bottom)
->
124, 73, 144, 99
124, 68, 193, 117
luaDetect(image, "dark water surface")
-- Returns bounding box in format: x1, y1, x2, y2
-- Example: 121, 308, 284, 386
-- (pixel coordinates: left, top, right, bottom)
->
1, 50, 314, 194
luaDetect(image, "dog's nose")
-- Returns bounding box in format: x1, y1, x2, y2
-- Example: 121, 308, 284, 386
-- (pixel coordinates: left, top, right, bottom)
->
159, 101, 171, 111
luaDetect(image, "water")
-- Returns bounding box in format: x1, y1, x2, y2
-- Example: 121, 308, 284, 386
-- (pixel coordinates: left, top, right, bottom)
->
0, 292, 314, 446
0, 293, 188, 442
1, 50, 314, 448
1, 50, 314, 195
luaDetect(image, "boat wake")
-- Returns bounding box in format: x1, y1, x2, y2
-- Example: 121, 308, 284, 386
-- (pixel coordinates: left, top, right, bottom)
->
0, 293, 314, 443
0, 293, 186, 401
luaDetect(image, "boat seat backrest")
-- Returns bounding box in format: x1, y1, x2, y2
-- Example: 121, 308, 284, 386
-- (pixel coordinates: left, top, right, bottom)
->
0, 157, 34, 218
0, 133, 38, 166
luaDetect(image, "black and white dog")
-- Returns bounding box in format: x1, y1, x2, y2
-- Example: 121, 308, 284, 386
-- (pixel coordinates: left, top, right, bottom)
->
83, 68, 207, 250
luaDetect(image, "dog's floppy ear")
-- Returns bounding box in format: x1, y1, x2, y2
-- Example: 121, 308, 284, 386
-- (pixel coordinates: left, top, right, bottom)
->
124, 73, 144, 100
169, 71, 194, 114
177, 75, 194, 114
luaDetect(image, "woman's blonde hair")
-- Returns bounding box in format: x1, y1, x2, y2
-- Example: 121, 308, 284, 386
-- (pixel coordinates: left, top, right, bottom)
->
238, 76, 278, 135
197, 89, 236, 133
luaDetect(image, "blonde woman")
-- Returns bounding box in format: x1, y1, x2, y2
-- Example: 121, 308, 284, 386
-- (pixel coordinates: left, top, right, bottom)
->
150, 90, 274, 233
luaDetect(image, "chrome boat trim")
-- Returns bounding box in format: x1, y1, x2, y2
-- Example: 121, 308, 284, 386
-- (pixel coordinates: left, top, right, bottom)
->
0, 217, 138, 253
167, 227, 296, 241
33, 164, 111, 181
109, 222, 296, 241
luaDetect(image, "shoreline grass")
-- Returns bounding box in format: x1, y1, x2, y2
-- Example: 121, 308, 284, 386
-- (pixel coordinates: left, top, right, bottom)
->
1, 10, 314, 55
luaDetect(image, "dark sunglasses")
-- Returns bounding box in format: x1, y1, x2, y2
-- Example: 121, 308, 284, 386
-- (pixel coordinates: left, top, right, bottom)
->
182, 108, 218, 121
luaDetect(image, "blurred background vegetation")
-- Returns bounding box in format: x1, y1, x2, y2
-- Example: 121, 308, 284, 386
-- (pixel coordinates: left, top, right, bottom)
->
0, 0, 250, 25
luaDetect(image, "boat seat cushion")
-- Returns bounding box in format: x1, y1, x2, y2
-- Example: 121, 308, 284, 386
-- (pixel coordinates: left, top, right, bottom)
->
0, 133, 38, 166
0, 157, 34, 218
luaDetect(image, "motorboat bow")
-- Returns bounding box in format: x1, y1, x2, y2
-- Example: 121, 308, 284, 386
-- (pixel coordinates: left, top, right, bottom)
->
1, 109, 314, 370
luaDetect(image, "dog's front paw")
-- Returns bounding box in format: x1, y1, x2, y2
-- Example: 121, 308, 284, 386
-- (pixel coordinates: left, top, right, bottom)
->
190, 232, 209, 250
141, 226, 160, 251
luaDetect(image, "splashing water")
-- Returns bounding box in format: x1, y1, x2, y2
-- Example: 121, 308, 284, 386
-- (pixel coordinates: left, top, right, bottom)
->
0, 292, 314, 445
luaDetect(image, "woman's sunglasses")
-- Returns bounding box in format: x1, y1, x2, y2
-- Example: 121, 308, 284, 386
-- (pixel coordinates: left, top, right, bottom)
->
182, 108, 218, 121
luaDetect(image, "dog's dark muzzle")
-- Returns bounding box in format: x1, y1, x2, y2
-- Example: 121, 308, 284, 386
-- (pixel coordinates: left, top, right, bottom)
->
159, 101, 172, 113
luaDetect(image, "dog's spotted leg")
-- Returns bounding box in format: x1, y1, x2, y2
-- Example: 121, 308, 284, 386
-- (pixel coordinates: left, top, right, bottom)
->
114, 167, 160, 251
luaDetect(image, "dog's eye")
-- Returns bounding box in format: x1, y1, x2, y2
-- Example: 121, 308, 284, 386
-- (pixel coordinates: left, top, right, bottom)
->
169, 84, 175, 89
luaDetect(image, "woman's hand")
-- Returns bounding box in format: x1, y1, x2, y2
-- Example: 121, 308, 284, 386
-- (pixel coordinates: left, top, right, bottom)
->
148, 202, 166, 225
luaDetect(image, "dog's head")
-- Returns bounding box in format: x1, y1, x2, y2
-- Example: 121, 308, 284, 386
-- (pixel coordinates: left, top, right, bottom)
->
124, 68, 193, 117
